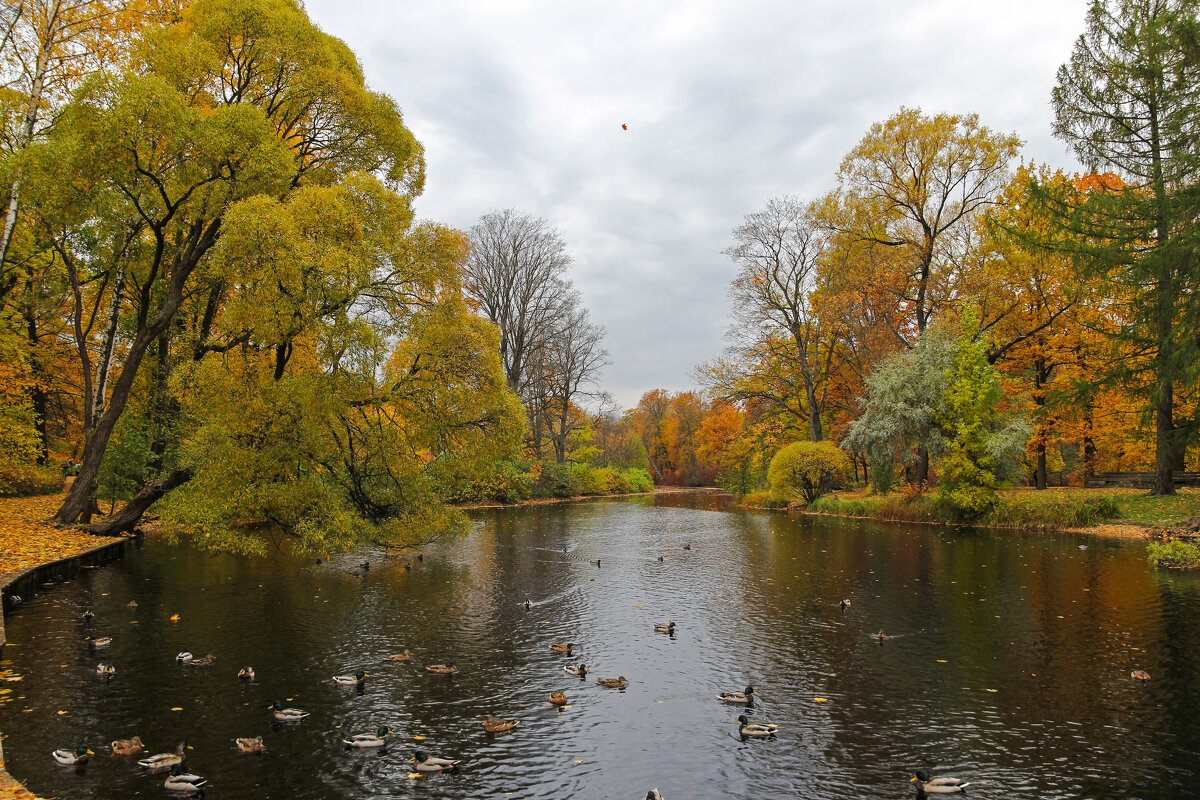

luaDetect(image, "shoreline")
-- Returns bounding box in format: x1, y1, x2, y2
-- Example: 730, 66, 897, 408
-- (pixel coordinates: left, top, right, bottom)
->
455, 485, 725, 510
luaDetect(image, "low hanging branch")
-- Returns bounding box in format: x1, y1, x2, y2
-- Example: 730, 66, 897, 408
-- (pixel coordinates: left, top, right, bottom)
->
82, 466, 195, 536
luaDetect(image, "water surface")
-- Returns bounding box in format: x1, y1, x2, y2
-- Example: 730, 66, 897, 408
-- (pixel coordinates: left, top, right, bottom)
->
1, 493, 1198, 799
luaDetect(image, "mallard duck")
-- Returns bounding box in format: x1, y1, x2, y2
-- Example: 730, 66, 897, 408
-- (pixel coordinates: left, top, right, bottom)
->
646, 790, 663, 800
425, 663, 457, 675
236, 736, 265, 753
522, 599, 532, 611
333, 670, 366, 685
188, 653, 216, 667
110, 736, 144, 756
238, 666, 255, 680
176, 649, 193, 663
683, 543, 691, 550
911, 770, 970, 795
126, 600, 137, 609
343, 726, 392, 748
549, 642, 574, 654
657, 555, 664, 562
411, 751, 460, 772
875, 630, 887, 641
271, 701, 309, 722
52, 746, 93, 765
736, 714, 777, 738
548, 691, 568, 706
596, 676, 627, 688
590, 559, 601, 567
717, 686, 755, 704
482, 716, 519, 733
653, 620, 675, 633
96, 663, 115, 676
163, 764, 207, 794
1132, 669, 1151, 681
138, 741, 186, 770
840, 598, 851, 609
87, 635, 112, 648
384, 650, 413, 663
564, 664, 588, 677
82, 609, 95, 623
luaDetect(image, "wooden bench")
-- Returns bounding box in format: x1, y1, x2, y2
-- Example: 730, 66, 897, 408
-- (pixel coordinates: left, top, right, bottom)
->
1083, 472, 1200, 488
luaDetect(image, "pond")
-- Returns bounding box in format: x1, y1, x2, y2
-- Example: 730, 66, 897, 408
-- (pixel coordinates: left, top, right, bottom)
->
1, 493, 1199, 799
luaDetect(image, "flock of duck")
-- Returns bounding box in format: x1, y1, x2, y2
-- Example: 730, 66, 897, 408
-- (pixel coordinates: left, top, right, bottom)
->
49, 564, 978, 799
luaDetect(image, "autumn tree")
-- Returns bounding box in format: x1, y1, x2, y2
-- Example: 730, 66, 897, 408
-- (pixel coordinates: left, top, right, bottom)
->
1049, 0, 1200, 494
538, 298, 608, 463
28, 0, 430, 530
821, 107, 1021, 480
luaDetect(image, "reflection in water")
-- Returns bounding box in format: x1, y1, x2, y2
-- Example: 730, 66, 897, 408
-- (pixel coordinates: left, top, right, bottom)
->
1, 492, 1199, 799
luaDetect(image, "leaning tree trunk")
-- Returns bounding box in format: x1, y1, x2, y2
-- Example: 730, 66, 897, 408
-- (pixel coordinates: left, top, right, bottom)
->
83, 467, 194, 536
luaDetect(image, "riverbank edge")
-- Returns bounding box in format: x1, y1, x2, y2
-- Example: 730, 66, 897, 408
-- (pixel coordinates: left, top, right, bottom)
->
0, 533, 130, 800
454, 485, 726, 510
780, 506, 1152, 539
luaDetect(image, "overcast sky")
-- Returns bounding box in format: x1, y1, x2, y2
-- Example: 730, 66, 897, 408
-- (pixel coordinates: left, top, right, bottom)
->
302, 0, 1090, 410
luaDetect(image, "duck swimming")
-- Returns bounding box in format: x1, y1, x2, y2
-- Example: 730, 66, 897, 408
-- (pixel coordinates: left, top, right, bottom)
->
717, 686, 755, 704
653, 620, 675, 634
271, 701, 309, 722
384, 651, 413, 663
411, 751, 460, 772
138, 741, 186, 771
564, 664, 588, 677
911, 770, 970, 795
425, 663, 457, 675
52, 746, 92, 765
343, 726, 392, 748
236, 736, 266, 753
238, 666, 255, 680
549, 642, 574, 654
110, 737, 144, 756
87, 635, 112, 648
176, 649, 193, 663
333, 670, 366, 685
482, 716, 519, 733
736, 714, 777, 738
596, 676, 627, 688
1132, 669, 1151, 681
188, 653, 216, 667
163, 764, 207, 794
548, 691, 568, 706
96, 663, 115, 676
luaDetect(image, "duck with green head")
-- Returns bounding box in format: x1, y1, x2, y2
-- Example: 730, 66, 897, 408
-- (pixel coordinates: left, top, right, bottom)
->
411, 751, 460, 772
717, 686, 754, 704
271, 701, 309, 722
163, 764, 207, 794
911, 770, 969, 795
736, 714, 777, 738
52, 746, 93, 765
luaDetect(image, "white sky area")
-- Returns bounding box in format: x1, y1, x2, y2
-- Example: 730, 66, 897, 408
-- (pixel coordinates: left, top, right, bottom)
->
302, 0, 1090, 410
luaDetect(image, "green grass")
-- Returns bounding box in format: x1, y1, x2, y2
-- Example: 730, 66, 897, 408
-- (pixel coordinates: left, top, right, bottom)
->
1146, 540, 1200, 569
805, 486, 1200, 531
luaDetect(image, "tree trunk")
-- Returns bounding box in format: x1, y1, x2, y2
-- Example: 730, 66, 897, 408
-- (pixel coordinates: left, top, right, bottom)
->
1151, 380, 1176, 496
804, 379, 823, 442
915, 447, 929, 485
1034, 353, 1048, 490
0, 2, 56, 297
92, 263, 126, 427
83, 466, 194, 536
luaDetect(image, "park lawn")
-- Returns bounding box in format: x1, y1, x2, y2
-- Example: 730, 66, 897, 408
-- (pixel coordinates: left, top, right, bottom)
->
808, 486, 1200, 531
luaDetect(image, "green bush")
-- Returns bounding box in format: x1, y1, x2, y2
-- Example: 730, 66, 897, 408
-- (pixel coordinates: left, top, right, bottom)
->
983, 492, 1121, 529
767, 441, 853, 505
1147, 540, 1200, 569
0, 461, 64, 496
625, 468, 654, 492
533, 462, 573, 498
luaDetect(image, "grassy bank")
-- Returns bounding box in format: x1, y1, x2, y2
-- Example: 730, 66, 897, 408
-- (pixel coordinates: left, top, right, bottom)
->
804, 487, 1200, 532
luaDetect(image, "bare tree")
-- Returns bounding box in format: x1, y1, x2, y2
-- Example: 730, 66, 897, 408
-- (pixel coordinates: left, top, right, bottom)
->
716, 196, 842, 442
464, 209, 573, 394
539, 297, 609, 463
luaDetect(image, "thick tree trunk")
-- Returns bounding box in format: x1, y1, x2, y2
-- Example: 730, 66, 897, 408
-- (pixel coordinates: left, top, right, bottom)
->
915, 447, 929, 485
1151, 381, 1176, 496
804, 380, 823, 442
83, 466, 194, 536
1034, 353, 1048, 490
